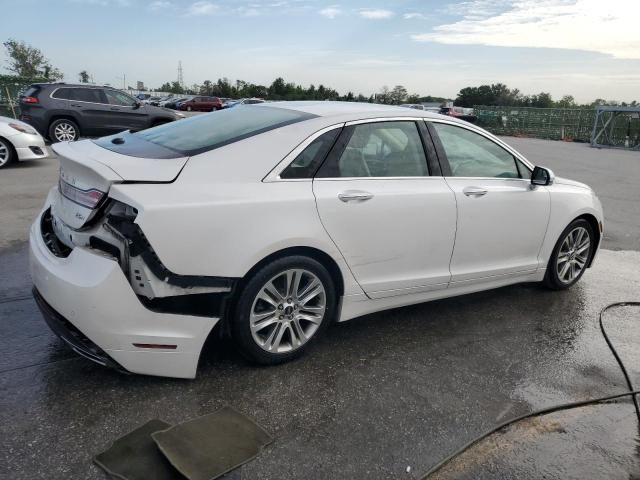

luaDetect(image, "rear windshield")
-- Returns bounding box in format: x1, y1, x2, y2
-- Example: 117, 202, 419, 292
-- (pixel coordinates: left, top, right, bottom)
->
134, 105, 316, 156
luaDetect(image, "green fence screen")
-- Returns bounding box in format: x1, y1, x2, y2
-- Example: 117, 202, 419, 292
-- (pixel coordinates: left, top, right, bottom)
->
474, 105, 596, 142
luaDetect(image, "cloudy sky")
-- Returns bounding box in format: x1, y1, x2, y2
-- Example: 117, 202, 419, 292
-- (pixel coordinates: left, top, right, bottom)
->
1, 0, 639, 102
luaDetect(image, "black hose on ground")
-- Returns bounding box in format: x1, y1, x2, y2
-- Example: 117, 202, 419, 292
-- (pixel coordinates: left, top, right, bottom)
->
421, 301, 640, 479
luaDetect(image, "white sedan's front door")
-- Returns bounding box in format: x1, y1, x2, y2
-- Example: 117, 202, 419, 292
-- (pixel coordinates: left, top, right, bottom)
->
430, 121, 551, 284
313, 120, 457, 299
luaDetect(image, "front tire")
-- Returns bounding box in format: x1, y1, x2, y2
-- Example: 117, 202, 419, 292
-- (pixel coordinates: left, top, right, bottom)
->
0, 138, 16, 169
49, 119, 79, 142
544, 219, 594, 290
231, 256, 336, 365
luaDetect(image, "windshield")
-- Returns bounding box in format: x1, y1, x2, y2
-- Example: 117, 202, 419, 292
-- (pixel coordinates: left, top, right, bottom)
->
133, 105, 315, 156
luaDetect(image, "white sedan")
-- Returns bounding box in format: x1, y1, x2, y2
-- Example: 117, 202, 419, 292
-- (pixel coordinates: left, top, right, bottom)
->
0, 116, 48, 169
29, 102, 603, 378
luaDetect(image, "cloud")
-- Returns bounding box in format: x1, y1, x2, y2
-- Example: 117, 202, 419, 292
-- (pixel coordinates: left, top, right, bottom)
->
411, 0, 640, 59
186, 1, 218, 15
149, 0, 172, 10
358, 8, 393, 19
70, 0, 130, 5
319, 7, 341, 18
344, 58, 405, 66
403, 12, 426, 19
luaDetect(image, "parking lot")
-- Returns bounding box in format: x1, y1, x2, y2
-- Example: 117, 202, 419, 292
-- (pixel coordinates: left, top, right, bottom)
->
1, 137, 639, 479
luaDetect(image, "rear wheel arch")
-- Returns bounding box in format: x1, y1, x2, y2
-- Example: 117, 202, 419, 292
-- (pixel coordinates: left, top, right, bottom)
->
238, 246, 345, 299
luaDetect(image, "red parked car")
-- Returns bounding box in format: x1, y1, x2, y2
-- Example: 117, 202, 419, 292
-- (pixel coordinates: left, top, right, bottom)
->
179, 96, 223, 112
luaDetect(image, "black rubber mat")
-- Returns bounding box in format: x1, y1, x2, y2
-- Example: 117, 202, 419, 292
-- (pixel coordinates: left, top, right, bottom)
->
152, 406, 273, 480
94, 419, 184, 480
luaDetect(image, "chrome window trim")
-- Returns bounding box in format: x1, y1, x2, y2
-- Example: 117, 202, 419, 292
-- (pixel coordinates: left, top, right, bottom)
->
345, 116, 428, 126
427, 118, 535, 172
314, 176, 450, 182
262, 123, 345, 182
49, 87, 136, 108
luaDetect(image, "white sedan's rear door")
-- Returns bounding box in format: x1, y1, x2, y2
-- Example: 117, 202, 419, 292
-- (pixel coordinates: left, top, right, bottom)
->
313, 119, 457, 299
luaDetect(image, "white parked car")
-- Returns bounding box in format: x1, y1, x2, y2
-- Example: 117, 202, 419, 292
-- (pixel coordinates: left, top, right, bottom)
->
30, 102, 603, 378
0, 116, 48, 169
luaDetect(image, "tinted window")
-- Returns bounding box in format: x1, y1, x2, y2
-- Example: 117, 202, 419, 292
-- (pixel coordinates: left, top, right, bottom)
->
433, 123, 520, 178
51, 88, 74, 100
134, 105, 316, 155
73, 88, 104, 103
320, 121, 428, 178
281, 129, 341, 179
105, 89, 135, 106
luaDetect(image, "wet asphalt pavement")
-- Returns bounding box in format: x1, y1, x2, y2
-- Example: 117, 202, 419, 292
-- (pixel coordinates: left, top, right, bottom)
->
1, 138, 640, 479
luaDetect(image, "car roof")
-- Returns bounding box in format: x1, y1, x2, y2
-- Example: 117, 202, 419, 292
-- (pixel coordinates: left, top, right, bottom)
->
255, 101, 466, 125
31, 82, 116, 90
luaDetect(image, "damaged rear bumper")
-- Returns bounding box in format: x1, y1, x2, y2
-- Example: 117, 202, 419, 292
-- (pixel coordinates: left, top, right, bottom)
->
29, 211, 222, 379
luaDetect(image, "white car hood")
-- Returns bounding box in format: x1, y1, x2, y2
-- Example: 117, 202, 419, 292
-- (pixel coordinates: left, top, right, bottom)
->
554, 176, 591, 190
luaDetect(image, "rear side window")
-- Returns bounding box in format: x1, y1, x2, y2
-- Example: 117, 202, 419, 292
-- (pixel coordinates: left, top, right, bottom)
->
51, 87, 104, 103
74, 88, 104, 103
51, 88, 75, 100
281, 128, 341, 179
317, 121, 429, 178
134, 105, 316, 156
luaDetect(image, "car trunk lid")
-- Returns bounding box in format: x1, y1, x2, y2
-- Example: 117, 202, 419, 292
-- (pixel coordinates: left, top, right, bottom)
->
51, 139, 188, 229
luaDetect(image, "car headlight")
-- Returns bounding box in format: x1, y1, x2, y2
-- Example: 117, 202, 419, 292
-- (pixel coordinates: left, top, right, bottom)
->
174, 112, 185, 118
9, 123, 38, 135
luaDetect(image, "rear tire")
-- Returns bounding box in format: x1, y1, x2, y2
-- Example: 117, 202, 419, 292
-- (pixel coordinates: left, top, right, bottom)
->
49, 119, 79, 142
0, 138, 16, 169
231, 256, 337, 365
543, 219, 594, 290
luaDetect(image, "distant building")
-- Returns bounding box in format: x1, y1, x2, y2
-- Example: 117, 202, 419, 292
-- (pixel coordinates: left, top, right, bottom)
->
136, 81, 145, 91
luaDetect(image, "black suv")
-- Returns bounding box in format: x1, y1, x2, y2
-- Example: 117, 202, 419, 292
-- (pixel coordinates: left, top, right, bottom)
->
19, 83, 181, 142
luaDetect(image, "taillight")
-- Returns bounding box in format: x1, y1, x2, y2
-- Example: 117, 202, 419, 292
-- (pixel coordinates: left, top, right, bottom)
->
58, 178, 105, 209
21, 96, 39, 104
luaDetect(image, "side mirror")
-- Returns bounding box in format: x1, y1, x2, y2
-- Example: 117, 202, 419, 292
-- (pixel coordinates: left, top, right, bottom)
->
531, 166, 554, 186
132, 101, 141, 109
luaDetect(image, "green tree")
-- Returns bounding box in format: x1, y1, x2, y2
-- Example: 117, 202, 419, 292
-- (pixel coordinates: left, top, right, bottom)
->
556, 95, 577, 108
200, 80, 213, 95
78, 70, 90, 83
3, 39, 63, 79
389, 85, 408, 104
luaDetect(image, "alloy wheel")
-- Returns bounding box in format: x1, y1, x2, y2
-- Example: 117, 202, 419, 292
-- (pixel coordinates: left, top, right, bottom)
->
250, 269, 327, 354
54, 122, 77, 142
556, 226, 590, 284
0, 140, 9, 167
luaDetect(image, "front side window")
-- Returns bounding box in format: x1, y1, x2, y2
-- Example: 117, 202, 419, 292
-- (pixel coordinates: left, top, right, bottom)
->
105, 89, 136, 107
281, 128, 341, 179
432, 123, 520, 178
320, 121, 428, 178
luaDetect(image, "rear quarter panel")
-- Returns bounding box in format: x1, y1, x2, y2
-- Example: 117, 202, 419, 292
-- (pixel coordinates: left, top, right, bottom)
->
107, 119, 364, 296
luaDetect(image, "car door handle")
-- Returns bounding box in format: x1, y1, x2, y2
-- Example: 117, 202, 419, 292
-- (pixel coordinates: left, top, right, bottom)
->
110, 107, 120, 111
338, 191, 374, 202
463, 187, 488, 197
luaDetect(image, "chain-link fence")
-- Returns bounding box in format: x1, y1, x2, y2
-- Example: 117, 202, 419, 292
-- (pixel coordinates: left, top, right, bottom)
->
474, 105, 596, 142
0, 76, 44, 118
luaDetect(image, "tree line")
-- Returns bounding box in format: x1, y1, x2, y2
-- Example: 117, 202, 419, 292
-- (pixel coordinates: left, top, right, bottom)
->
155, 78, 448, 105
454, 83, 639, 109
2, 38, 638, 109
